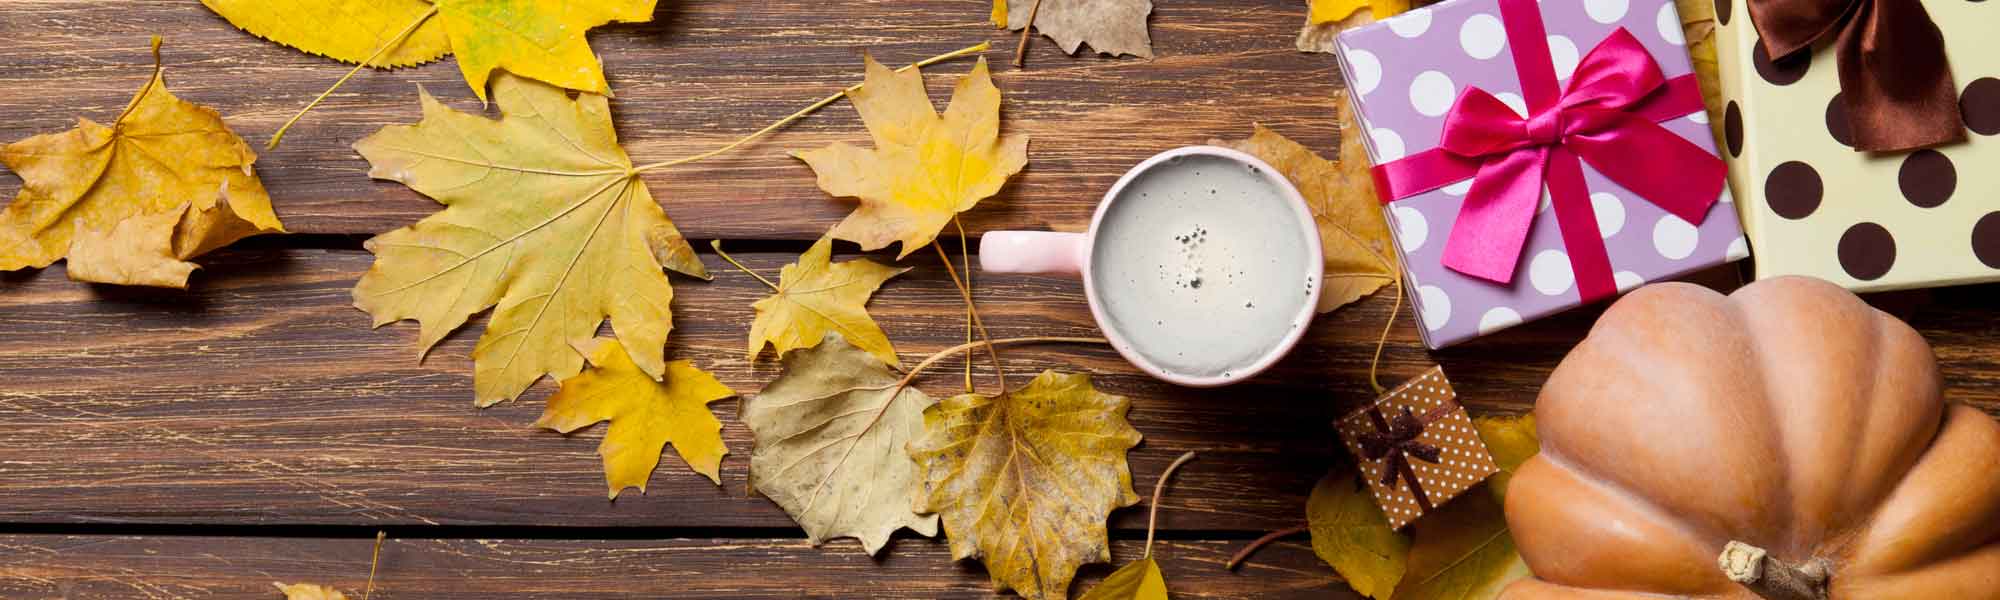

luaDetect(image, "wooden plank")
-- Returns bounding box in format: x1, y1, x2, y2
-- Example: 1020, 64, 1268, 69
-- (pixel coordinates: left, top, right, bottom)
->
0, 534, 1348, 599
0, 0, 1344, 241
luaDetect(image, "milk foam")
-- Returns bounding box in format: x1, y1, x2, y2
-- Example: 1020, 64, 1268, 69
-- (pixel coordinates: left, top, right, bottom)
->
1090, 155, 1316, 379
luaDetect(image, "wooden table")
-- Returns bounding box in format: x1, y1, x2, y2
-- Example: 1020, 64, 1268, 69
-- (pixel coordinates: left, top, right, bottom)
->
3, 2, 1998, 598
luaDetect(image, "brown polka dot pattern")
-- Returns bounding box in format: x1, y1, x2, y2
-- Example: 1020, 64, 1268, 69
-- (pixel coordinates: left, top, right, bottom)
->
1965, 77, 2000, 136
1715, 0, 1732, 25
1975, 213, 2000, 269
1753, 40, 1809, 86
1898, 150, 1956, 208
1826, 94, 1853, 147
1336, 366, 1497, 530
1838, 223, 1896, 281
1725, 101, 1744, 157
1765, 161, 1823, 220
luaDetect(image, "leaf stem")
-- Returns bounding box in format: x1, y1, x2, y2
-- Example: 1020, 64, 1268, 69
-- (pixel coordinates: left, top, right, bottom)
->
934, 241, 1006, 392
1320, 214, 1404, 395
954, 218, 975, 393
114, 37, 166, 126
363, 530, 386, 600
630, 42, 993, 174
710, 240, 782, 292
1013, 0, 1047, 67
886, 336, 1107, 397
268, 5, 440, 149
1144, 451, 1199, 559
1226, 524, 1308, 571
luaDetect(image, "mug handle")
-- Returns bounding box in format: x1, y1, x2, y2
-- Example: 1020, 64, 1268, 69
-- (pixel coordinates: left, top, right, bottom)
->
979, 231, 1088, 277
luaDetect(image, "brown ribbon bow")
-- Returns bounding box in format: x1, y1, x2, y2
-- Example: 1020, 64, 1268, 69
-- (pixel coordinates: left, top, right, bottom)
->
1747, 0, 1963, 152
1358, 406, 1446, 512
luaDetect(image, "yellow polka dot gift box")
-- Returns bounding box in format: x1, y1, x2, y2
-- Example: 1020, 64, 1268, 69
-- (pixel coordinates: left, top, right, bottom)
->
1711, 0, 2000, 291
1335, 0, 1747, 348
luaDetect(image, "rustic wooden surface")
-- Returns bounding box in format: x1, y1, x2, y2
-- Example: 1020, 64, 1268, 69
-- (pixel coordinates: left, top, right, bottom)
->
3, 1, 2000, 599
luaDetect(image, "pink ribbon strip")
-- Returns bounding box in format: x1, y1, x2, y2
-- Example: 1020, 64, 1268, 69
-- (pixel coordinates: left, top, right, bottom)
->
1370, 0, 1726, 302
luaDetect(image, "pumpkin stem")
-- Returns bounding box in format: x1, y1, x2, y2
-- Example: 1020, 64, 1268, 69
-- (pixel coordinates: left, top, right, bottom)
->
1719, 541, 1831, 600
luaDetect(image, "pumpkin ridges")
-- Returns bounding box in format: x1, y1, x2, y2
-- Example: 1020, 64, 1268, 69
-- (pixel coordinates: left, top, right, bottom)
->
1503, 455, 1732, 595
1842, 404, 2000, 578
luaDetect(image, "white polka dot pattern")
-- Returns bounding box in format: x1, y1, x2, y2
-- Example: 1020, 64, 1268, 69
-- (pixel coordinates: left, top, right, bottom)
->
1459, 13, 1508, 60
1336, 367, 1501, 529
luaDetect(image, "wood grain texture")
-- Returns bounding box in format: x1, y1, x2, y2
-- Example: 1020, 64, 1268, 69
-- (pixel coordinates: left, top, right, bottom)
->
0, 0, 1341, 240
0, 535, 1348, 599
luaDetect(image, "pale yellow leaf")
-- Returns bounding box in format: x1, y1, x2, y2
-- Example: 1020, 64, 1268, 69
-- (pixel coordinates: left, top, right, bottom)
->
0, 40, 285, 287
1308, 472, 1410, 599
1077, 556, 1168, 600
748, 236, 909, 365
743, 333, 939, 555
536, 338, 733, 498
1472, 415, 1538, 503
1213, 118, 1396, 313
352, 73, 705, 407
794, 55, 1028, 259
997, 0, 1156, 59
272, 582, 348, 600
204, 0, 656, 101
910, 371, 1144, 600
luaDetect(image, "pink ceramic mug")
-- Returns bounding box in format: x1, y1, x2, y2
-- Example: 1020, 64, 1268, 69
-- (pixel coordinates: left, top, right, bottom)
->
980, 146, 1324, 387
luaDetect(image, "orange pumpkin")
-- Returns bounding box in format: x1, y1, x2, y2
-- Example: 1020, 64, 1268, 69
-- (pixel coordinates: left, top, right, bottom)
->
1502, 277, 2000, 599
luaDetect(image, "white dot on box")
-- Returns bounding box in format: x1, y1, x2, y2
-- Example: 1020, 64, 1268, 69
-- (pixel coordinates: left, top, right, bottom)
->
1653, 215, 1700, 259
1615, 271, 1644, 292
1410, 71, 1457, 117
1419, 285, 1453, 331
1460, 13, 1508, 60
1548, 35, 1580, 80
1584, 0, 1630, 23
1394, 206, 1430, 252
1372, 127, 1407, 161
1592, 192, 1625, 238
1530, 250, 1575, 296
1478, 307, 1522, 335
1388, 8, 1433, 37
1658, 3, 1686, 45
1347, 47, 1383, 96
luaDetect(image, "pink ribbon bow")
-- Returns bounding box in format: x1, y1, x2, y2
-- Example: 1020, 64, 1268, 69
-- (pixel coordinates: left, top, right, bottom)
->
1371, 0, 1726, 302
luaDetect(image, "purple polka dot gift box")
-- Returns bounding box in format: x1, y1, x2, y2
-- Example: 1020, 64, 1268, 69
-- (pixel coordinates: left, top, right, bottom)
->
1711, 0, 2000, 292
1334, 0, 1747, 348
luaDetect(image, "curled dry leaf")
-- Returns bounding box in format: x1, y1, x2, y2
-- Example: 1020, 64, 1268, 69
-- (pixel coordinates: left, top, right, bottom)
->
352, 73, 705, 407
994, 0, 1156, 59
273, 582, 348, 600
794, 55, 1028, 259
1308, 472, 1411, 599
909, 370, 1144, 600
1675, 0, 1723, 135
742, 333, 939, 555
1213, 118, 1396, 314
202, 0, 655, 101
1297, 0, 1409, 53
537, 338, 734, 498
0, 39, 285, 288
748, 236, 910, 366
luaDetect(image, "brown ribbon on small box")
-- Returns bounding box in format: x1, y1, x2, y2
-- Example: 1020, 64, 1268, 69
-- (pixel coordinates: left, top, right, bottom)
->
1748, 0, 1963, 151
1356, 404, 1453, 512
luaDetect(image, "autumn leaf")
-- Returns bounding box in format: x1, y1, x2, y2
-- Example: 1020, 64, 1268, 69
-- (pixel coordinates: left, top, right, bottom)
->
352, 72, 706, 407
536, 338, 734, 498
0, 39, 285, 288
742, 333, 939, 555
794, 55, 1028, 259
1676, 0, 1723, 135
910, 370, 1144, 600
1308, 471, 1410, 599
1078, 451, 1196, 600
202, 0, 654, 102
745, 236, 909, 366
1298, 0, 1408, 53
1389, 415, 1539, 600
993, 0, 1155, 59
1214, 118, 1396, 314
273, 583, 348, 600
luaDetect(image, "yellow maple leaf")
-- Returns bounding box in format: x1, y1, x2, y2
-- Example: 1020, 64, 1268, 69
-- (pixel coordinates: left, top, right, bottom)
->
1309, 0, 1411, 24
352, 72, 706, 407
202, 0, 655, 102
1308, 472, 1411, 599
746, 236, 909, 366
272, 582, 349, 600
0, 39, 285, 288
909, 370, 1144, 600
536, 338, 733, 498
794, 55, 1028, 259
1214, 118, 1397, 313
742, 333, 939, 555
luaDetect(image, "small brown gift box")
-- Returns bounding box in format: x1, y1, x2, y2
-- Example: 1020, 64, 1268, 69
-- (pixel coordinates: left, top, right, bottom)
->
1336, 366, 1499, 529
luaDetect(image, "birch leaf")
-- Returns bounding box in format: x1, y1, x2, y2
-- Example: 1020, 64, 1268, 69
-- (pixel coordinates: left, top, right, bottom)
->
1213, 118, 1396, 314
1308, 471, 1410, 599
748, 236, 909, 366
352, 73, 705, 407
994, 0, 1156, 59
794, 55, 1028, 259
273, 583, 348, 600
0, 40, 285, 288
743, 333, 939, 555
203, 0, 655, 101
536, 338, 734, 498
909, 371, 1144, 600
